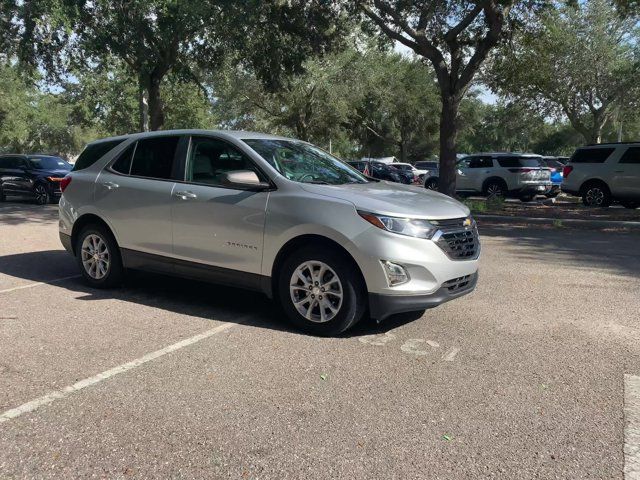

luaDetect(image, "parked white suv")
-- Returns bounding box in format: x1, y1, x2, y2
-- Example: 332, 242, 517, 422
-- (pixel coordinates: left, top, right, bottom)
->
561, 142, 640, 208
423, 153, 552, 201
59, 130, 480, 335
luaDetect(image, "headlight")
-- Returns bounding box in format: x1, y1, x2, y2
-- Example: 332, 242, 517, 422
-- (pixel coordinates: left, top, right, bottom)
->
358, 211, 438, 239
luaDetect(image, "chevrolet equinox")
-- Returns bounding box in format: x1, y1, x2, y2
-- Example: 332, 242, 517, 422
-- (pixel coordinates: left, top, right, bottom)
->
59, 130, 480, 335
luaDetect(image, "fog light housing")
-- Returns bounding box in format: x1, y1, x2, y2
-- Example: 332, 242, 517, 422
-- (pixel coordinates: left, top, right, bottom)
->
381, 260, 410, 286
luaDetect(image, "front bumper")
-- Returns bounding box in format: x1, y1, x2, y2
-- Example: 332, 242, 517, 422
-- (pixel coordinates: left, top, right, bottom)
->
369, 272, 478, 322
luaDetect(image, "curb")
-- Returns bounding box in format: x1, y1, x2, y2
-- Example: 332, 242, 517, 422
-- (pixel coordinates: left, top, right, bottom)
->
475, 214, 640, 231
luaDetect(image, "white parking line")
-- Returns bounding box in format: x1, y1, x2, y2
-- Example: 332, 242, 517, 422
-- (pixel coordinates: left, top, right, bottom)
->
0, 322, 236, 425
625, 374, 640, 479
0, 275, 81, 294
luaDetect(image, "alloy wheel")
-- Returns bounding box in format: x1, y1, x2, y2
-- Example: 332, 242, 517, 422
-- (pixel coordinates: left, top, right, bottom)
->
486, 183, 503, 198
585, 187, 604, 206
34, 185, 48, 205
81, 234, 111, 280
289, 261, 343, 323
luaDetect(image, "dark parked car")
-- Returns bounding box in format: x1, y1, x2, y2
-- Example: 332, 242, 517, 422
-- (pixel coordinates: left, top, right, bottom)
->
0, 154, 72, 204
347, 160, 406, 183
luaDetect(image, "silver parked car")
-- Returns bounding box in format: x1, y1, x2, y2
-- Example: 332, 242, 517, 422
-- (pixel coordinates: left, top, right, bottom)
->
561, 142, 640, 208
423, 153, 552, 201
59, 130, 480, 335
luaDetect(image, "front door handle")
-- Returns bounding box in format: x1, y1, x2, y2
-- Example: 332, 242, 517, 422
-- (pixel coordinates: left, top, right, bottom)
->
174, 190, 197, 200
102, 181, 119, 190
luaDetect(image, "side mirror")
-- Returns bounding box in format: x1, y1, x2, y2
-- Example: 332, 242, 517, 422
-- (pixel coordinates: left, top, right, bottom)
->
222, 170, 271, 191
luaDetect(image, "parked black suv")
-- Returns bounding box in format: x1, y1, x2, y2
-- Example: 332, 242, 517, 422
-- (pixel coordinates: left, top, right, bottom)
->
347, 160, 408, 183
0, 154, 72, 204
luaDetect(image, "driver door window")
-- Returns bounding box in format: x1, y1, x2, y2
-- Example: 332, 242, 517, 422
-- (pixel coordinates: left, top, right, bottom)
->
187, 137, 264, 186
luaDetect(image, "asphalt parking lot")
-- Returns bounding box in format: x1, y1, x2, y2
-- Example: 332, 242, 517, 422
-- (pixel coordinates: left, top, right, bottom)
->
1, 201, 640, 479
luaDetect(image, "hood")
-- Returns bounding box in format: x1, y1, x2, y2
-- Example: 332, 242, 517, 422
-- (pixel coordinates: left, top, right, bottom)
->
35, 168, 71, 177
299, 181, 470, 220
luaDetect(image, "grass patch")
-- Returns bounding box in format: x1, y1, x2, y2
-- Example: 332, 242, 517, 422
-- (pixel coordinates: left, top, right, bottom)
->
463, 197, 505, 215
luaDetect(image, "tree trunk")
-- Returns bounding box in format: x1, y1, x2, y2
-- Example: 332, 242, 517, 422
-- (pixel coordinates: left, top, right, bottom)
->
438, 95, 460, 197
399, 141, 408, 163
147, 74, 165, 131
138, 82, 149, 133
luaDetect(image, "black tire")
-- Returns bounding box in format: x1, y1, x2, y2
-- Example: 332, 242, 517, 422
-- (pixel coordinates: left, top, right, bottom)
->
621, 201, 640, 209
581, 182, 611, 207
519, 194, 535, 203
75, 224, 124, 288
424, 178, 438, 191
277, 246, 367, 336
545, 191, 560, 199
483, 179, 507, 199
33, 184, 50, 205
0, 186, 5, 202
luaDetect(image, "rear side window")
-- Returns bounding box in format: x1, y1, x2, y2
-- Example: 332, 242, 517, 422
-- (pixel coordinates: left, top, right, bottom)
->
130, 136, 180, 180
570, 148, 614, 163
73, 139, 125, 171
619, 147, 640, 164
497, 156, 542, 168
468, 157, 493, 168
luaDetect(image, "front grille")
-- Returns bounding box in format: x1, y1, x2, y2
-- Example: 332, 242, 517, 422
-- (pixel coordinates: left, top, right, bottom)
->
435, 223, 480, 260
443, 274, 472, 293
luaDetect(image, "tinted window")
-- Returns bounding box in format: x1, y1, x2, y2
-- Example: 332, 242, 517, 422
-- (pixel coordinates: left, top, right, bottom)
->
468, 157, 493, 168
73, 139, 125, 171
187, 137, 264, 186
570, 147, 614, 164
0, 157, 25, 169
111, 143, 136, 174
27, 156, 71, 170
543, 159, 565, 170
130, 136, 180, 179
619, 147, 640, 164
415, 161, 438, 169
497, 156, 542, 168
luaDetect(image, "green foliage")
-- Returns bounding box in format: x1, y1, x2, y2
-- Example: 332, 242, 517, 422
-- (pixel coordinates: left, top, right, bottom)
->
491, 0, 640, 143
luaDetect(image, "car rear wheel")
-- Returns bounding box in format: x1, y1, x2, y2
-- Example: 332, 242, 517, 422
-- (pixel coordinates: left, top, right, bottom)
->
484, 180, 506, 199
278, 246, 366, 336
76, 225, 124, 288
34, 184, 50, 205
581, 183, 611, 207
425, 178, 438, 190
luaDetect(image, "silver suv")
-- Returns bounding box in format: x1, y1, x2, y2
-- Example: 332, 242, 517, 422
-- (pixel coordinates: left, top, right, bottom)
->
424, 153, 552, 201
59, 130, 480, 335
561, 142, 640, 208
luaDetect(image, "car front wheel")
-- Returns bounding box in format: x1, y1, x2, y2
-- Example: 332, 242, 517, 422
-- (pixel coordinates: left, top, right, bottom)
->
425, 178, 438, 190
278, 246, 366, 336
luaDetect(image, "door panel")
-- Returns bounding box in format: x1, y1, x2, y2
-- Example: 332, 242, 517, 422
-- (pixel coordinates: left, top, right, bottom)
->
171, 136, 268, 274
94, 171, 176, 256
0, 157, 32, 194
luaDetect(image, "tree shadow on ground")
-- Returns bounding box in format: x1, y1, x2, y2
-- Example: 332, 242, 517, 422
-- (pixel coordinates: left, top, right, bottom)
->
479, 224, 640, 279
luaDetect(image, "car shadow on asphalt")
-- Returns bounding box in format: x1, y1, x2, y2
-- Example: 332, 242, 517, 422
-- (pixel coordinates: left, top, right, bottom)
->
0, 249, 420, 337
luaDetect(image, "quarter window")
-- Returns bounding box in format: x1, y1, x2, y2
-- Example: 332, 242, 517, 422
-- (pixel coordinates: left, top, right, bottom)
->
130, 136, 180, 180
619, 147, 640, 164
570, 148, 614, 163
187, 137, 264, 186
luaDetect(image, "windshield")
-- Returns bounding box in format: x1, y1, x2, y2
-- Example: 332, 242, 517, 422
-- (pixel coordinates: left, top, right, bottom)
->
243, 139, 368, 185
28, 156, 71, 170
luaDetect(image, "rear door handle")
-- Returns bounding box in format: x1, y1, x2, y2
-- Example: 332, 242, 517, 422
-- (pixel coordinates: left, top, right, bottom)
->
174, 190, 197, 200
102, 181, 119, 190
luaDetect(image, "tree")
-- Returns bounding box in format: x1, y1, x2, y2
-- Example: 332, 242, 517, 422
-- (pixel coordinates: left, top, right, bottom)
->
18, 0, 347, 132
357, 0, 524, 195
490, 0, 640, 144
